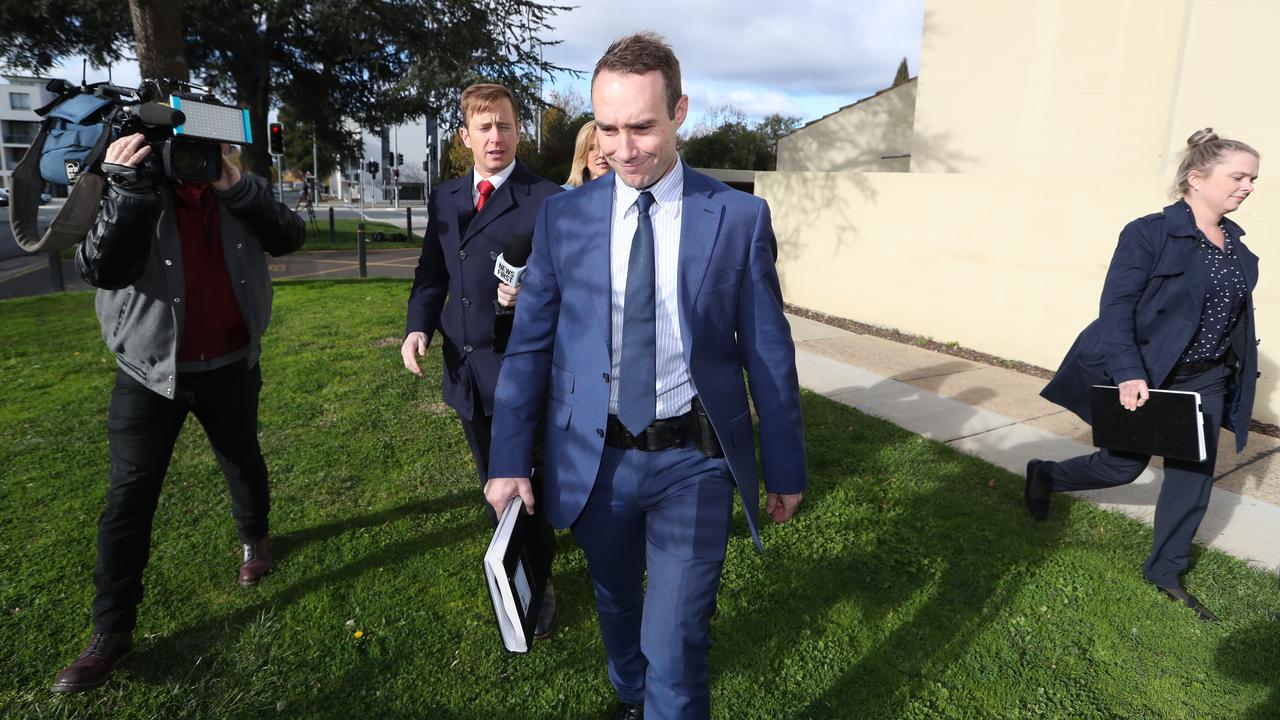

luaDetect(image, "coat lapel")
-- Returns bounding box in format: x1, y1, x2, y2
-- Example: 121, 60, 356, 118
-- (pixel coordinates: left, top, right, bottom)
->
449, 171, 475, 247
678, 167, 724, 365
463, 165, 520, 246
576, 175, 615, 350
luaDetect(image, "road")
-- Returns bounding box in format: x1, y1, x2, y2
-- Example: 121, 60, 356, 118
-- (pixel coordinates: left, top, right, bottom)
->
0, 190, 429, 300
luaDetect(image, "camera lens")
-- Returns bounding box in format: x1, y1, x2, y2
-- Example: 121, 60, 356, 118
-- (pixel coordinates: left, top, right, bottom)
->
170, 141, 211, 178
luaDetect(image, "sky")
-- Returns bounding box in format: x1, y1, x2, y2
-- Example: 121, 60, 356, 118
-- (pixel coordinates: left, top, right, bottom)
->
13, 0, 924, 178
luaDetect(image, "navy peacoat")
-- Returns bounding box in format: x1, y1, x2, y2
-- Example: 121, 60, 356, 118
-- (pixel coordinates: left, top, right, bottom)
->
1041, 200, 1259, 452
405, 159, 562, 420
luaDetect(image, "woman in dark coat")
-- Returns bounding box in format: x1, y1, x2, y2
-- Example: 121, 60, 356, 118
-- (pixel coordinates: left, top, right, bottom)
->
1032, 128, 1261, 621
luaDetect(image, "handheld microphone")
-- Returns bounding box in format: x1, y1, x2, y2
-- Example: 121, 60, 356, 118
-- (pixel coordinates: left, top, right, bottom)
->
493, 233, 533, 290
493, 233, 533, 353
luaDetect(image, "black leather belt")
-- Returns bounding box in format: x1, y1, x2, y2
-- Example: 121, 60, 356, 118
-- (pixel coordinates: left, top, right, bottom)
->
1171, 347, 1237, 377
606, 411, 699, 451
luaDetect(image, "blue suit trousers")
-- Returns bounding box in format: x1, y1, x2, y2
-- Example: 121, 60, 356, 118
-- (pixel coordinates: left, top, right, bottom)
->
571, 444, 735, 720
1048, 363, 1231, 587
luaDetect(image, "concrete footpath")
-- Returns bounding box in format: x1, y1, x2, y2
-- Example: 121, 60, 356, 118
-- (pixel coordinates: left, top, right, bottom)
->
787, 314, 1280, 575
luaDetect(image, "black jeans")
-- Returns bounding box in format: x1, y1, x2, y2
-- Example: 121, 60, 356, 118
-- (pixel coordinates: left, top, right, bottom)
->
1048, 362, 1232, 588
92, 360, 270, 633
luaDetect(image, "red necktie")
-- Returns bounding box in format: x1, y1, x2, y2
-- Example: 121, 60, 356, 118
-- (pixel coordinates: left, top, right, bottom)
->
477, 179, 495, 211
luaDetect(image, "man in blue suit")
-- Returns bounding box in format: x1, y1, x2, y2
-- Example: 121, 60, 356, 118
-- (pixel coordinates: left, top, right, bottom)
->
485, 34, 808, 720
401, 83, 562, 636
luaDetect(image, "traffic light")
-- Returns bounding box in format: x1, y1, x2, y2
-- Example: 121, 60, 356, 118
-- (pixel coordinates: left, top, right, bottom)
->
366, 160, 379, 178
268, 123, 284, 156
396, 153, 404, 167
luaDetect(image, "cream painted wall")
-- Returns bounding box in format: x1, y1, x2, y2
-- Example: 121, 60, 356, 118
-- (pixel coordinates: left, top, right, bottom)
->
910, 0, 1190, 173
757, 171, 1280, 423
777, 80, 917, 173
1161, 0, 1280, 173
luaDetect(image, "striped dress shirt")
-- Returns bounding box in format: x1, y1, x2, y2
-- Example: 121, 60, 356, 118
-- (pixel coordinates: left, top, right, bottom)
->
608, 157, 697, 420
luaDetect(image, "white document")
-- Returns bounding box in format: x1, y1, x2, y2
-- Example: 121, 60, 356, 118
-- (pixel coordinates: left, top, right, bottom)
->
482, 497, 532, 653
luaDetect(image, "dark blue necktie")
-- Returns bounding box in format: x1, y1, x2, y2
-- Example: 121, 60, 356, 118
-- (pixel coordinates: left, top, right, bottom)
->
618, 191, 657, 435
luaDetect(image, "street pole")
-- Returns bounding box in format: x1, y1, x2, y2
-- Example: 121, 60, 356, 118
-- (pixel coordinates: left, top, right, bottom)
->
358, 151, 366, 222
276, 155, 284, 205
312, 126, 319, 205
393, 125, 400, 210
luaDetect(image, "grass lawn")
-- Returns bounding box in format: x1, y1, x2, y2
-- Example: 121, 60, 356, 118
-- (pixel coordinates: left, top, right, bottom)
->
1, 280, 1278, 719
296, 218, 423, 251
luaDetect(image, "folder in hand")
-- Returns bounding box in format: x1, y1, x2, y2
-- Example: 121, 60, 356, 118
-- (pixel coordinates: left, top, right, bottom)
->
1089, 385, 1206, 463
482, 497, 547, 653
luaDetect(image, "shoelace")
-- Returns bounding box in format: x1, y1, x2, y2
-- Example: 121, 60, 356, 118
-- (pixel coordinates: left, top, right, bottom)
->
82, 633, 109, 660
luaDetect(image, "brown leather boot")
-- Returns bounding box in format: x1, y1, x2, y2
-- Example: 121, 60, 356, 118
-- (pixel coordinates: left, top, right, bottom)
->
238, 536, 273, 586
50, 632, 133, 693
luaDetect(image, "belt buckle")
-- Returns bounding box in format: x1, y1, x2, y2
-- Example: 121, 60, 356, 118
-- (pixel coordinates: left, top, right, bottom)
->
644, 422, 670, 450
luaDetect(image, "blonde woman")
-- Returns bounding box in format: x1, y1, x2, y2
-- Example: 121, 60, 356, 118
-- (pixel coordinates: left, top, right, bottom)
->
1032, 129, 1261, 621
563, 120, 610, 189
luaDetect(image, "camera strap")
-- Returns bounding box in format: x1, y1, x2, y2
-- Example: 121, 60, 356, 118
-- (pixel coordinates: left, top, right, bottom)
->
10, 112, 112, 254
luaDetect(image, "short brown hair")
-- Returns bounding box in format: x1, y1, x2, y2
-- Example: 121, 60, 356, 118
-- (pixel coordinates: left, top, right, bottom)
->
593, 32, 682, 118
460, 83, 519, 126
1171, 127, 1259, 198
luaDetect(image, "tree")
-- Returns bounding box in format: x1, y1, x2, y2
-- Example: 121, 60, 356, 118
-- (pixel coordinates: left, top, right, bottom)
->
892, 57, 910, 87
127, 0, 189, 80
1, 1, 572, 178
681, 109, 802, 171
278, 104, 357, 180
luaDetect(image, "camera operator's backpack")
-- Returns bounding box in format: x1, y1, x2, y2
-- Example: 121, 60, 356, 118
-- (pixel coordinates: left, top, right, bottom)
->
10, 90, 114, 254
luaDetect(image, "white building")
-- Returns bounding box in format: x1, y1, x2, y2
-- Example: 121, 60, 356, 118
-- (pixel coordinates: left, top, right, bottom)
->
0, 75, 55, 190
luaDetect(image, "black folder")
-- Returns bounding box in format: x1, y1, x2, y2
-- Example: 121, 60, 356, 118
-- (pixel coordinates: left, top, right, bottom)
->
1089, 385, 1206, 462
482, 497, 547, 653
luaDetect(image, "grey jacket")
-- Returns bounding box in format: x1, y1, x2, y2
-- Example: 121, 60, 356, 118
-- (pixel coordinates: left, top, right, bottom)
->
75, 174, 305, 398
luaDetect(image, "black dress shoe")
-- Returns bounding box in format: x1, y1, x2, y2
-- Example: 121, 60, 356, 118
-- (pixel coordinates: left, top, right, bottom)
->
50, 632, 133, 693
608, 702, 643, 720
1156, 584, 1220, 622
1025, 459, 1051, 522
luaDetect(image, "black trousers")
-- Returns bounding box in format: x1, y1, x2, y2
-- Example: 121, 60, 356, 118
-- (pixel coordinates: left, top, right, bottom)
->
92, 360, 270, 633
457, 395, 557, 581
1048, 362, 1232, 588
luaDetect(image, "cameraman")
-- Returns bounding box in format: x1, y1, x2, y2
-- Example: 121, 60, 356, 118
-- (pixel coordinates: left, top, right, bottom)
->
51, 133, 305, 694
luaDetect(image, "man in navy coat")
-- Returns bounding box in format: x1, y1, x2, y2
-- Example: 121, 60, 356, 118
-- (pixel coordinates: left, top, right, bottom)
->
401, 83, 562, 635
485, 34, 807, 719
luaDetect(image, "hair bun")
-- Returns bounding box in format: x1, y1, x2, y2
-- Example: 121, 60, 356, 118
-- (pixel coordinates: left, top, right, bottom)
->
1187, 128, 1219, 147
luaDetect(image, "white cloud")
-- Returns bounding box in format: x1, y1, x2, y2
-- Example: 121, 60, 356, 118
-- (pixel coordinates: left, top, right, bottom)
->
544, 0, 924, 98
683, 82, 804, 120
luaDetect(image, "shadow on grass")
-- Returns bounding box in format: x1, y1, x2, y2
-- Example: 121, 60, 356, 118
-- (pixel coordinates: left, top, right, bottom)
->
127, 491, 481, 685
1216, 614, 1280, 718
712, 381, 1069, 717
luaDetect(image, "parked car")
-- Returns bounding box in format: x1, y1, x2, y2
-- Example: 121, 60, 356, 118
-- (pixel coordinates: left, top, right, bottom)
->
0, 188, 52, 207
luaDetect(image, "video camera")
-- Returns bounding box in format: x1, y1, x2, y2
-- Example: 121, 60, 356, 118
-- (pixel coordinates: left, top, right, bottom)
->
43, 77, 252, 184
98, 78, 250, 182
7, 77, 254, 254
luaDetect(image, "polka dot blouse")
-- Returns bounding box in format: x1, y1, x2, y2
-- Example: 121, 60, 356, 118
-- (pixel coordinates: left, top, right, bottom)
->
1177, 215, 1248, 365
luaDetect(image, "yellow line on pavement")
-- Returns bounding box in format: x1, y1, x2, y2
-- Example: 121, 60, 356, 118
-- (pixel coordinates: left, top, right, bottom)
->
0, 263, 49, 285
276, 265, 356, 280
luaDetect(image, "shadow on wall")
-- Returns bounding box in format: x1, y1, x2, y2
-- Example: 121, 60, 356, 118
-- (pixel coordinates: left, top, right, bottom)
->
763, 119, 973, 268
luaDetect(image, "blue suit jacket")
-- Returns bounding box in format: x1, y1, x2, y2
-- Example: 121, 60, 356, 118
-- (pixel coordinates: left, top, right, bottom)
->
405, 160, 561, 419
488, 165, 809, 550
1041, 200, 1259, 452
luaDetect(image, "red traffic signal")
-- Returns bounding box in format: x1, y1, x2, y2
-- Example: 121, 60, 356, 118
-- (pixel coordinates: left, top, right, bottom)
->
268, 122, 284, 156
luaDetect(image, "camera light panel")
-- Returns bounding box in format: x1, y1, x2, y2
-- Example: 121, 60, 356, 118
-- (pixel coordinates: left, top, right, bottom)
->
169, 96, 252, 145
